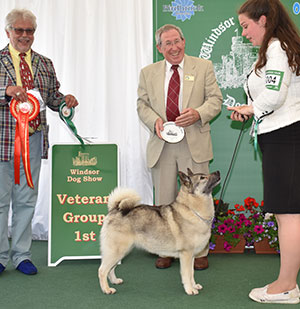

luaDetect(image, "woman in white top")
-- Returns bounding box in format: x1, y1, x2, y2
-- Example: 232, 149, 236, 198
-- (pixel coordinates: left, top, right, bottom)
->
228, 0, 300, 305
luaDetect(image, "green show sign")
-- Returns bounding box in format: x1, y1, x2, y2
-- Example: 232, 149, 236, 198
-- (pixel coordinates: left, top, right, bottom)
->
48, 144, 118, 266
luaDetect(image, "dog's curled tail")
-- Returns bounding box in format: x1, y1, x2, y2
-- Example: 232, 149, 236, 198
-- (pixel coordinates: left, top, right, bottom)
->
108, 187, 141, 211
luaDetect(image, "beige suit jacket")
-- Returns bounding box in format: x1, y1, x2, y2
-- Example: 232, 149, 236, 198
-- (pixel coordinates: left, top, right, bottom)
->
137, 54, 222, 168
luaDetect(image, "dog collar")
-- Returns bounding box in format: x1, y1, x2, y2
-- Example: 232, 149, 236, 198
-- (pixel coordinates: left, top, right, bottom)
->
192, 210, 213, 225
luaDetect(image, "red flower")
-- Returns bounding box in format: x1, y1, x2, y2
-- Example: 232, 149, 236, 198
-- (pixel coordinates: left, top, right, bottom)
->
227, 226, 236, 233
254, 225, 264, 234
218, 224, 227, 234
244, 197, 259, 208
224, 218, 234, 225
244, 220, 252, 226
235, 204, 245, 212
239, 214, 247, 222
224, 241, 232, 252
234, 221, 242, 229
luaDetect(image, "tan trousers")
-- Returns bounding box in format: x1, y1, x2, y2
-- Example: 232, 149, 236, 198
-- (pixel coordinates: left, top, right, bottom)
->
151, 136, 210, 257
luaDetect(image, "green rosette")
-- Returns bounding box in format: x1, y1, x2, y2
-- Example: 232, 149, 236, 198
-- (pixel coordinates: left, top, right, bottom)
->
59, 101, 84, 145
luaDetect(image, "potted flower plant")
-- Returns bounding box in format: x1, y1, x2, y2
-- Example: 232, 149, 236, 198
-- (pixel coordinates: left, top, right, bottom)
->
243, 198, 279, 254
209, 196, 279, 254
209, 199, 248, 253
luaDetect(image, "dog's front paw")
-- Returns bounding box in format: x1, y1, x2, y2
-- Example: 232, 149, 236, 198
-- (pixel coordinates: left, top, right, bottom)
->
103, 287, 117, 295
194, 283, 203, 290
184, 286, 199, 295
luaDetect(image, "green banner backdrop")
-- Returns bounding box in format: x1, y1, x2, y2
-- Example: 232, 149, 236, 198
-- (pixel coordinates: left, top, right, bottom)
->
153, 0, 300, 206
48, 144, 118, 266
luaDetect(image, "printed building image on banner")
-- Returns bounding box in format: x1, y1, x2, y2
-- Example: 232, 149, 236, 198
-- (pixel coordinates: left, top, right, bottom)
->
153, 0, 300, 205
48, 144, 118, 266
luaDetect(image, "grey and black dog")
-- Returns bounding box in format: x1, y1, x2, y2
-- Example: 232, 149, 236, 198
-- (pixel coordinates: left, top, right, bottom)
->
98, 169, 220, 295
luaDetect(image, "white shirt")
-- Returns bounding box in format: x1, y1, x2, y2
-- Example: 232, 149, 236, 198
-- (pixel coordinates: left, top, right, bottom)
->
246, 39, 300, 134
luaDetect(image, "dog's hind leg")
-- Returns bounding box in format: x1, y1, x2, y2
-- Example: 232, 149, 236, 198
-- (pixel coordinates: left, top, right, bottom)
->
179, 251, 199, 295
98, 238, 133, 294
98, 258, 119, 294
108, 265, 123, 285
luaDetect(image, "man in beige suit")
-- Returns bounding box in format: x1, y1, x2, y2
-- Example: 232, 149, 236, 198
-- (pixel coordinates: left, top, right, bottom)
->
137, 24, 222, 269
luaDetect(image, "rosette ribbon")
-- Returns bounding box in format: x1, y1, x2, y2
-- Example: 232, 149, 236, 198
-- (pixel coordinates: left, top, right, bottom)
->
253, 118, 263, 152
59, 101, 84, 145
10, 93, 40, 188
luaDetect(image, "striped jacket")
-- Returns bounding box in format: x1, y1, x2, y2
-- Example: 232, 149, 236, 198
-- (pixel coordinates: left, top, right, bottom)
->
0, 45, 65, 160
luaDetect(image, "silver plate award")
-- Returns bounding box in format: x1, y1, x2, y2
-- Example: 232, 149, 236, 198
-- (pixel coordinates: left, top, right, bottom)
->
161, 121, 185, 143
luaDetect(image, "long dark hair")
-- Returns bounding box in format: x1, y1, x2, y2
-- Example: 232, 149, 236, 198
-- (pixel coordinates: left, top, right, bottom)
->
239, 0, 300, 75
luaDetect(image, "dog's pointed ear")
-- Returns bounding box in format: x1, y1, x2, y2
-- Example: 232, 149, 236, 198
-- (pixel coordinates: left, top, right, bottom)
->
179, 171, 192, 187
187, 168, 193, 177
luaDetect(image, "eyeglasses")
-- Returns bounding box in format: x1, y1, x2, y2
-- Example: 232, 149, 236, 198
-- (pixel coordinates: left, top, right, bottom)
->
11, 27, 35, 35
162, 39, 183, 48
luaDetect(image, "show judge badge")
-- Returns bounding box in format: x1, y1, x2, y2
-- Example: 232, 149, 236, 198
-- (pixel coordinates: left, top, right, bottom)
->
184, 74, 194, 81
10, 89, 43, 188
161, 122, 185, 143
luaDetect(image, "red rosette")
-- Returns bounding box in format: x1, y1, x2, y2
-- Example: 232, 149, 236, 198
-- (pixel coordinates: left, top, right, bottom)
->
10, 92, 40, 121
10, 93, 40, 189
